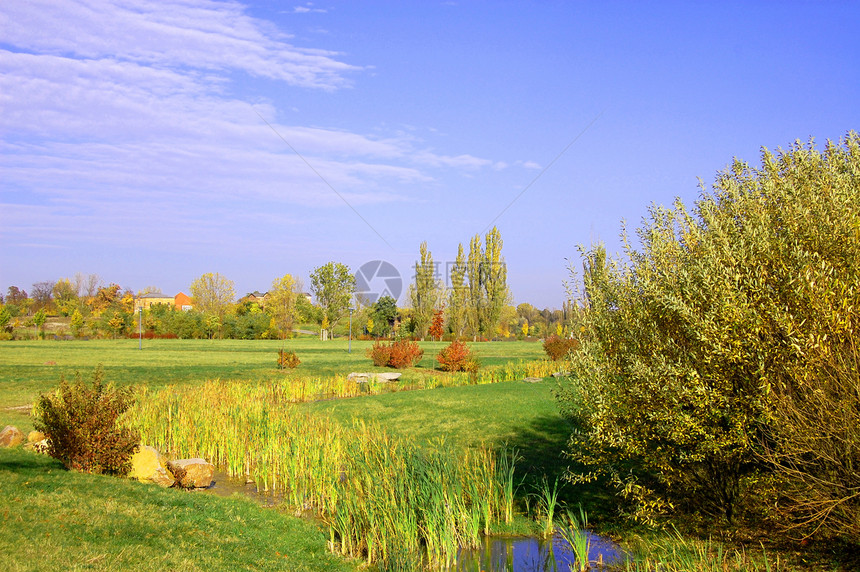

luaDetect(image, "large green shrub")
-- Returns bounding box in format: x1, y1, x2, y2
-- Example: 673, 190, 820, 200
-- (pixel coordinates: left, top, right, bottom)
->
34, 366, 140, 475
559, 133, 860, 526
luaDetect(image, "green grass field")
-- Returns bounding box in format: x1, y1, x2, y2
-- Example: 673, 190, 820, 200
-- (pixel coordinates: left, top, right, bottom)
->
0, 338, 547, 430
0, 338, 561, 571
0, 446, 358, 572
305, 379, 577, 499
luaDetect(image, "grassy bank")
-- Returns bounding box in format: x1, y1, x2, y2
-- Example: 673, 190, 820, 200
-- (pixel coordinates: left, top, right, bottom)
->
0, 446, 357, 572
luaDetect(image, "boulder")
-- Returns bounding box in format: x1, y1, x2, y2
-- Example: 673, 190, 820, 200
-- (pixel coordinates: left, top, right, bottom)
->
128, 445, 175, 487
27, 430, 46, 443
0, 425, 24, 448
168, 458, 215, 489
522, 377, 543, 383
347, 372, 401, 383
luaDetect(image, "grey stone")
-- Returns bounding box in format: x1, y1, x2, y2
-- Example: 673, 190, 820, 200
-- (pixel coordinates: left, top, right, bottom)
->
348, 372, 401, 383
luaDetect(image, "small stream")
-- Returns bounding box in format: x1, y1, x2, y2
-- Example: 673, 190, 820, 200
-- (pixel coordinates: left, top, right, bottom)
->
203, 470, 628, 571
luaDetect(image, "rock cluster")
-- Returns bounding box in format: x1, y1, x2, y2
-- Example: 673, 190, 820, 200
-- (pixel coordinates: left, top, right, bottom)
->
1, 425, 214, 489
347, 372, 402, 383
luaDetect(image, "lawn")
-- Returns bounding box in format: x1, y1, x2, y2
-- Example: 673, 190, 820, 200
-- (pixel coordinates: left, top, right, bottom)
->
305, 379, 574, 492
0, 446, 358, 572
0, 338, 546, 430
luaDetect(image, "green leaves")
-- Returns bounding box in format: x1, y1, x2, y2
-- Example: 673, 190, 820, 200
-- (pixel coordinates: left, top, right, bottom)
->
561, 132, 860, 525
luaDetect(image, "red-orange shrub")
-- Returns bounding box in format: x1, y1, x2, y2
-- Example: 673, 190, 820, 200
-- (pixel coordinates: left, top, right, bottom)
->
436, 340, 480, 372
543, 335, 580, 361
367, 340, 424, 368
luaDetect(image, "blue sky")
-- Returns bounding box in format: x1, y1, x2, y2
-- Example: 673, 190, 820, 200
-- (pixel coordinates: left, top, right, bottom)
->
1, 1, 858, 308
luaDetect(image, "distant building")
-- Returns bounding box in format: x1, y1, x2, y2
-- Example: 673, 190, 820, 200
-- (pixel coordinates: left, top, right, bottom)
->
242, 291, 269, 307
133, 292, 175, 312
174, 292, 193, 311
133, 291, 194, 312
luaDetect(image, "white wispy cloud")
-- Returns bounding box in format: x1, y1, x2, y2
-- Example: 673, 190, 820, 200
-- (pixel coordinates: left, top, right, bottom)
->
0, 0, 524, 257
1, 0, 353, 89
293, 3, 327, 14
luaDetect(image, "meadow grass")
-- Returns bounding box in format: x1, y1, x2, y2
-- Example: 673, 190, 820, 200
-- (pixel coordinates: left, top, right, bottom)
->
1, 338, 814, 571
0, 338, 547, 430
122, 379, 523, 569
0, 446, 358, 572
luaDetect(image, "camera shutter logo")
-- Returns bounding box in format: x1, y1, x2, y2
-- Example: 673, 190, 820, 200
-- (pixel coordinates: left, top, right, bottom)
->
354, 260, 402, 304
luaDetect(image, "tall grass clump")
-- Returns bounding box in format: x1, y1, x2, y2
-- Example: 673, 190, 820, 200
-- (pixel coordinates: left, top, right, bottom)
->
556, 507, 591, 572
123, 380, 518, 569
620, 530, 779, 571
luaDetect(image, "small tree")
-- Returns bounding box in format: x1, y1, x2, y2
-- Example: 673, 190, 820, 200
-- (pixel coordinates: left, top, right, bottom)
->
429, 308, 445, 341
310, 262, 355, 340
33, 308, 47, 339
34, 367, 139, 475
0, 306, 12, 333
268, 274, 301, 339
70, 309, 85, 338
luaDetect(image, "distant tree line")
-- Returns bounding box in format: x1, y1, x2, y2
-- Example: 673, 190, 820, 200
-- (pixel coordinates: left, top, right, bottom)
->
2, 228, 569, 341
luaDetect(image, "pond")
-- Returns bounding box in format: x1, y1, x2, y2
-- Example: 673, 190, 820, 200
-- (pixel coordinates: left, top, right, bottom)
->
455, 532, 627, 571
205, 470, 628, 571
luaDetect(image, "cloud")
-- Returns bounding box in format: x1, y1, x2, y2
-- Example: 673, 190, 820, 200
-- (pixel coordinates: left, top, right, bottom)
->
0, 0, 527, 258
293, 3, 327, 14
1, 0, 353, 89
517, 160, 542, 170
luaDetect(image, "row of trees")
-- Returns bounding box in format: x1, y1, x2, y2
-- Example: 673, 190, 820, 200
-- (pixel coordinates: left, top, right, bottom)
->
410, 227, 511, 340
1, 277, 136, 339
558, 133, 860, 544
3, 227, 569, 341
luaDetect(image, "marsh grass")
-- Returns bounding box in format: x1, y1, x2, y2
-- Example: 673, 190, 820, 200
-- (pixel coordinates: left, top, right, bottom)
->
556, 507, 591, 572
534, 476, 561, 537
620, 529, 781, 571
124, 380, 520, 569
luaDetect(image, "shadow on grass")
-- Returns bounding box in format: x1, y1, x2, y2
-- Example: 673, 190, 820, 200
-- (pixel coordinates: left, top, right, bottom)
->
501, 412, 616, 519
0, 447, 65, 479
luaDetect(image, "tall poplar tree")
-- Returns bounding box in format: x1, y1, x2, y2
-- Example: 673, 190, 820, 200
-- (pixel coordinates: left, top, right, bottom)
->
464, 226, 510, 339
482, 226, 508, 336
446, 243, 468, 338
408, 241, 442, 340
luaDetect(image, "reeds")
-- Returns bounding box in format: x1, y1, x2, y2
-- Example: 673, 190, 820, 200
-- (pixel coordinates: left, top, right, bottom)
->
123, 380, 519, 570
533, 476, 561, 537
556, 507, 591, 572
261, 358, 559, 404
619, 529, 779, 571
